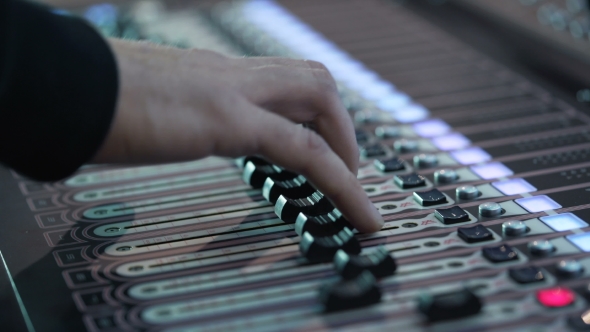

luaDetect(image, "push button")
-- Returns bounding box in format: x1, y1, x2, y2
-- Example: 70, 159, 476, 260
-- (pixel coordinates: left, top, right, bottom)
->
556, 260, 584, 278
536, 287, 576, 308
374, 157, 405, 173
413, 189, 447, 207
508, 266, 545, 284
502, 220, 528, 237
394, 173, 426, 189
360, 144, 387, 158
434, 169, 458, 184
434, 206, 470, 225
295, 209, 352, 237
319, 271, 381, 312
482, 244, 518, 263
456, 186, 480, 200
334, 246, 397, 279
457, 225, 493, 243
299, 228, 361, 263
418, 288, 482, 322
262, 175, 315, 204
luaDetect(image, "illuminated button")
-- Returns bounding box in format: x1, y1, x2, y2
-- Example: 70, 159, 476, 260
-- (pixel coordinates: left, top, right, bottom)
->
413, 119, 450, 138
413, 154, 438, 169
567, 232, 590, 252
374, 157, 405, 173
375, 126, 400, 139
515, 195, 562, 213
450, 147, 491, 165
394, 173, 426, 189
392, 104, 429, 123
434, 206, 470, 225
479, 202, 503, 218
502, 220, 528, 236
360, 144, 387, 158
540, 213, 588, 232
509, 266, 545, 284
491, 178, 537, 195
413, 189, 447, 207
457, 225, 493, 243
394, 139, 418, 153
334, 246, 397, 279
299, 228, 361, 263
528, 240, 556, 257
470, 162, 513, 180
556, 260, 584, 278
319, 271, 381, 312
482, 244, 518, 263
418, 288, 482, 322
456, 186, 480, 200
432, 133, 471, 151
536, 287, 576, 308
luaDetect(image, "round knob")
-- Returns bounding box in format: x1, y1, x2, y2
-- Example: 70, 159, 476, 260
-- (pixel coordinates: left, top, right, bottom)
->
413, 154, 438, 169
528, 240, 556, 256
394, 139, 418, 153
502, 220, 528, 236
556, 260, 584, 278
456, 186, 480, 200
479, 202, 503, 218
434, 169, 458, 184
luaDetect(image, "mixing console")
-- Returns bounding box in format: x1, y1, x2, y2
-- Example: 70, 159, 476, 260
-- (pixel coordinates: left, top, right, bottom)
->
1, 0, 590, 331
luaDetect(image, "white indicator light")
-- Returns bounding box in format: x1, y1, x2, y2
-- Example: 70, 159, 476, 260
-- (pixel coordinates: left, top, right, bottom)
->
541, 213, 588, 232
492, 178, 537, 195
470, 162, 513, 180
515, 195, 562, 213
413, 119, 451, 138
432, 133, 471, 151
566, 233, 590, 252
451, 147, 491, 165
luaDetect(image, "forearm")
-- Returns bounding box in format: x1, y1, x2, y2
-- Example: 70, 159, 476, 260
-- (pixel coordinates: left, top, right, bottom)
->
0, 0, 118, 181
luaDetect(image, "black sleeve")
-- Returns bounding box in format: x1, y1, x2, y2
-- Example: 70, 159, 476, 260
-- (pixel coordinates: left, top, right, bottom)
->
0, 0, 119, 181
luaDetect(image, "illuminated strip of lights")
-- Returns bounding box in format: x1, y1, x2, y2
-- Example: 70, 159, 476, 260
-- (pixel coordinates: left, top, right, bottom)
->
241, 0, 424, 122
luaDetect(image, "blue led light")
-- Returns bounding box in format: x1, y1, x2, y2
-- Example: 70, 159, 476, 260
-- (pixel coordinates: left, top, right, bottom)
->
492, 178, 537, 195
432, 133, 471, 151
451, 147, 491, 165
515, 195, 562, 213
392, 104, 429, 123
413, 119, 451, 138
566, 233, 590, 252
541, 213, 588, 232
470, 162, 513, 180
374, 93, 411, 110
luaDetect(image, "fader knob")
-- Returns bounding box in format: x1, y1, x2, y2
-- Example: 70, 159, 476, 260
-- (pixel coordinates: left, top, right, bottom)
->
334, 246, 396, 279
262, 175, 316, 204
319, 271, 381, 312
242, 160, 297, 189
275, 192, 335, 224
418, 288, 482, 322
295, 209, 352, 237
299, 228, 361, 263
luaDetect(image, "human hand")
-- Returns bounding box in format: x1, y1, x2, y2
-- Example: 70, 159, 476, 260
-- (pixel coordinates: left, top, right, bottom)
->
93, 39, 384, 233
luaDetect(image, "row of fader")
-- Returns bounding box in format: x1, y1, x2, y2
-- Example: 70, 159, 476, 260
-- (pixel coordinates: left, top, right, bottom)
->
239, 156, 397, 311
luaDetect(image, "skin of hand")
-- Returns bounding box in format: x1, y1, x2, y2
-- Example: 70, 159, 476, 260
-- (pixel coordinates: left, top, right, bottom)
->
93, 39, 384, 233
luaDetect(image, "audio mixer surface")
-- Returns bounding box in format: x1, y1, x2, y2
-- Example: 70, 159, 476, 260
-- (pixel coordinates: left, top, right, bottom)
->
1, 0, 590, 331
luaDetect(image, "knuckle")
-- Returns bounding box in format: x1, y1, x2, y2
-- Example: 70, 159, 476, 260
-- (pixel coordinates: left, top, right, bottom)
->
304, 128, 330, 155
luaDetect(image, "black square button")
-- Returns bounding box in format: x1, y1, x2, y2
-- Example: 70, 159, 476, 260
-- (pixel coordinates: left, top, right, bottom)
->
434, 206, 470, 225
374, 157, 405, 173
360, 144, 387, 158
457, 224, 493, 243
509, 266, 545, 284
482, 245, 518, 263
394, 173, 426, 189
413, 189, 447, 206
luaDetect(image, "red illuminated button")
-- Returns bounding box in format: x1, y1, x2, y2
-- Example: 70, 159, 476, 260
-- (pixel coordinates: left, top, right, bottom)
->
536, 287, 576, 308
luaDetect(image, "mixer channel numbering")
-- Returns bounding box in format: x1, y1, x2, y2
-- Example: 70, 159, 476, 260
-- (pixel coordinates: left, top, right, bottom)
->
3, 0, 590, 331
